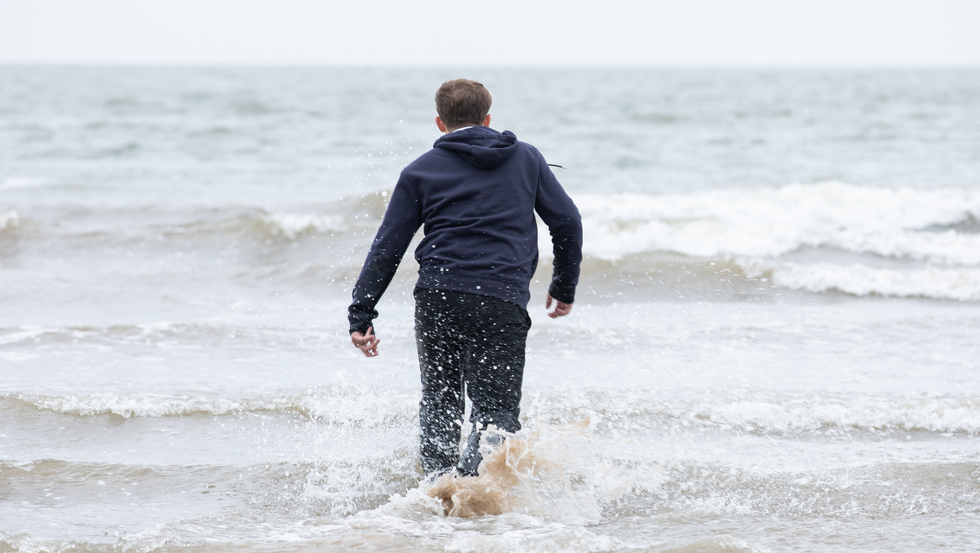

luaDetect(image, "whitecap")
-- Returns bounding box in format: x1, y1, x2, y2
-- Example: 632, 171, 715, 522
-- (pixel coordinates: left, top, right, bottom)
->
0, 177, 49, 189
742, 259, 980, 301
560, 182, 980, 263
261, 212, 347, 238
0, 210, 21, 231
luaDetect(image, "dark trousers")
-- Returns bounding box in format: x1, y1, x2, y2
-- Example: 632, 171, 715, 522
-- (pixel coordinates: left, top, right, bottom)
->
414, 287, 531, 476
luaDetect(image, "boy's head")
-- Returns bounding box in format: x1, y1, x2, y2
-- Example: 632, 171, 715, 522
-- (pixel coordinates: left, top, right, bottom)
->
435, 79, 492, 132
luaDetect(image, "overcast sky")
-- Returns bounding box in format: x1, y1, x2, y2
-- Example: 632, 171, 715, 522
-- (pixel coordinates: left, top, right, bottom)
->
2, 0, 978, 66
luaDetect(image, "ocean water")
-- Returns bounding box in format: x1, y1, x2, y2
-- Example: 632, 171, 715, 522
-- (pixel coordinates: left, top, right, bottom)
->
1, 66, 979, 552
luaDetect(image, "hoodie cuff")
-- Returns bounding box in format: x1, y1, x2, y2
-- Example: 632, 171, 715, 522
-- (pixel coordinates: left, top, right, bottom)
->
348, 304, 378, 335
349, 320, 373, 335
548, 282, 575, 304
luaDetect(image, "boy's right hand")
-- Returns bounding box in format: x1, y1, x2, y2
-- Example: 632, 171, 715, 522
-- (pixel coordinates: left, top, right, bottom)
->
351, 326, 380, 357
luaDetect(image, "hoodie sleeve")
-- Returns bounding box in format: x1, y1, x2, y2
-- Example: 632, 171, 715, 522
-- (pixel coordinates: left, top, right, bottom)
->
533, 155, 583, 304
348, 174, 422, 334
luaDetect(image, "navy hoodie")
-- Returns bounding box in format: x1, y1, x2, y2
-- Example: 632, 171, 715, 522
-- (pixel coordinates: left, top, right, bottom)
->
348, 126, 582, 334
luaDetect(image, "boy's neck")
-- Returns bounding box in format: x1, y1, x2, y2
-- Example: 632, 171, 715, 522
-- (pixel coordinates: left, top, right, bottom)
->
435, 114, 492, 134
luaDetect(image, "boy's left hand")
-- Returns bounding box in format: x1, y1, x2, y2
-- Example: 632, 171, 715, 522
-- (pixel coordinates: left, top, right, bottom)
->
351, 326, 381, 357
546, 294, 573, 318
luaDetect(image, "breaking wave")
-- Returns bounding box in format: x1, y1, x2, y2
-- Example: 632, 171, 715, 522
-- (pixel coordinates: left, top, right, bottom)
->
561, 182, 980, 300
6, 390, 980, 434
0, 210, 20, 233
159, 209, 348, 240
0, 208, 349, 242
8, 182, 980, 301
572, 181, 980, 262
741, 259, 980, 301
259, 212, 347, 238
523, 392, 980, 435
0, 177, 50, 190
0, 390, 417, 425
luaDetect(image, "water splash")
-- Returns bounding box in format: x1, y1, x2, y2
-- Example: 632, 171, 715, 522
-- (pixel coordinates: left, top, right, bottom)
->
425, 418, 637, 523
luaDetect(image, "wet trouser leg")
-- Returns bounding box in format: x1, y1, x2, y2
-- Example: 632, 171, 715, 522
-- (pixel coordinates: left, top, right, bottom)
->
415, 290, 466, 476
415, 288, 531, 477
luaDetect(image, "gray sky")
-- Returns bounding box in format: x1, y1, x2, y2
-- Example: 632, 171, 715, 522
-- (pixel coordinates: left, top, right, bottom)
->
2, 0, 978, 66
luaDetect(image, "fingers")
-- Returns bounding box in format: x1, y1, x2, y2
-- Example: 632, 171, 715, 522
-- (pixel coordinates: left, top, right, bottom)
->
546, 295, 573, 318
356, 338, 380, 356
361, 335, 379, 356
350, 326, 381, 357
547, 301, 573, 318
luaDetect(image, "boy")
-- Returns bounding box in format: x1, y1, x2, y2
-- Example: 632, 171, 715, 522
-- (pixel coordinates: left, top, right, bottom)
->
348, 79, 582, 478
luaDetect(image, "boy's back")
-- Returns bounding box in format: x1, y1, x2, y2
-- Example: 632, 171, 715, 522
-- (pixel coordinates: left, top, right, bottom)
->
348, 125, 581, 334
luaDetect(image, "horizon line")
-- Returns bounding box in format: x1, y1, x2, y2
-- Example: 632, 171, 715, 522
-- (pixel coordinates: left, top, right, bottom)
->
2, 61, 979, 70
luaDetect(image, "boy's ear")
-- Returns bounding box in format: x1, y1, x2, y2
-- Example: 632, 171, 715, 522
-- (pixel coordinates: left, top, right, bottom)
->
482, 114, 491, 127
435, 116, 448, 133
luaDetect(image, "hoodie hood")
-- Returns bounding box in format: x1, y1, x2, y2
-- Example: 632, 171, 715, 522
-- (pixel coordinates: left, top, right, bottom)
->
433, 126, 518, 170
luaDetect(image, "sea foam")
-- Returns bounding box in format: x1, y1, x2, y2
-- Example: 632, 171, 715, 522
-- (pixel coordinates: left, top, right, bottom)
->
7, 391, 979, 435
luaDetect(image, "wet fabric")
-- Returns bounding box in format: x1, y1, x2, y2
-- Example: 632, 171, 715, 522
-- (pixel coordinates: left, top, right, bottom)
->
414, 287, 531, 476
